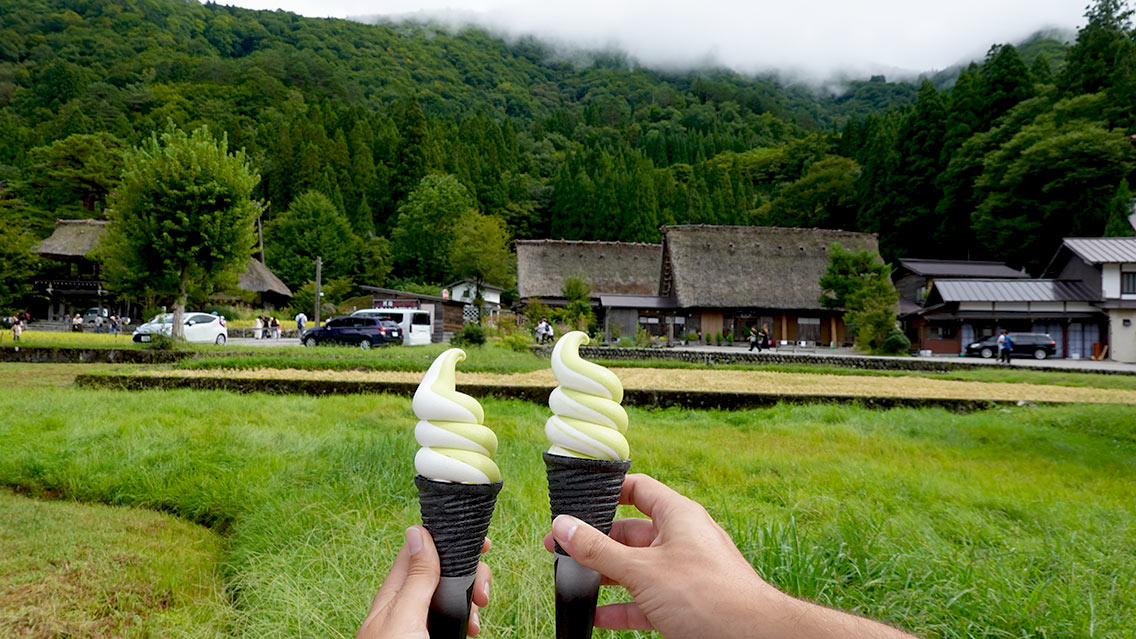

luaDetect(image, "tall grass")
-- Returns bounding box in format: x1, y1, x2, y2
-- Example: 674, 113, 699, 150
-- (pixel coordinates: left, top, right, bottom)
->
0, 386, 1133, 638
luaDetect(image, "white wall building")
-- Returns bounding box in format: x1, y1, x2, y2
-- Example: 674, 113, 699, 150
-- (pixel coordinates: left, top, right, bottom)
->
1047, 237, 1136, 363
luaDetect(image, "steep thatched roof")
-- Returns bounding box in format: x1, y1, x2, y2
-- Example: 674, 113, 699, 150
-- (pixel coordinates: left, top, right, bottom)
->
33, 219, 108, 259
240, 258, 293, 298
516, 240, 661, 300
661, 225, 880, 310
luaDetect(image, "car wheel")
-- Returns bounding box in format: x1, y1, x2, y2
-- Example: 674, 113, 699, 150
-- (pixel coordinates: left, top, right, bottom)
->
980, 347, 993, 359
215, 334, 226, 346
304, 337, 318, 347
1034, 348, 1047, 360
360, 338, 372, 350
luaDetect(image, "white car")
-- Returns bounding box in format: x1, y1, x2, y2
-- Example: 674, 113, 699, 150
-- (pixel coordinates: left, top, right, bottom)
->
132, 313, 228, 345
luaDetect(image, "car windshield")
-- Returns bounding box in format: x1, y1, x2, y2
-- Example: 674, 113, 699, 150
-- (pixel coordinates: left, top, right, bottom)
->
149, 314, 173, 324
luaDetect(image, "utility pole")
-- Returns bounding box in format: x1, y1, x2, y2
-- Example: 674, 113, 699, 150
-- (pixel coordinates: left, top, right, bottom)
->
314, 256, 322, 327
257, 215, 266, 265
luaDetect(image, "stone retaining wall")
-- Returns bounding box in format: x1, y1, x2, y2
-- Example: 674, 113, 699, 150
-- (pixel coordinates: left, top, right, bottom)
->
0, 345, 194, 364
76, 373, 1027, 413
530, 346, 1133, 376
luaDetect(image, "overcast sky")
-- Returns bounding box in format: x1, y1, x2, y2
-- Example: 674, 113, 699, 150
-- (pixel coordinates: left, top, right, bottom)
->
211, 0, 1087, 80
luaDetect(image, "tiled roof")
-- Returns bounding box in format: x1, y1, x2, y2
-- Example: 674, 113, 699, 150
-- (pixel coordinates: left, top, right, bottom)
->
1063, 238, 1136, 264
896, 258, 1027, 278
933, 279, 1098, 303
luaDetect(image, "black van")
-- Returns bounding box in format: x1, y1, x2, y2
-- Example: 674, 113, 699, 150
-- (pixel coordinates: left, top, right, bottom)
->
964, 333, 1057, 360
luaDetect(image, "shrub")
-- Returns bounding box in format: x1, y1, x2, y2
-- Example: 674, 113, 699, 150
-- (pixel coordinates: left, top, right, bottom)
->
633, 327, 652, 348
724, 331, 733, 343
686, 331, 700, 343
145, 333, 177, 350
716, 331, 724, 345
879, 329, 911, 356
500, 331, 531, 353
450, 323, 487, 347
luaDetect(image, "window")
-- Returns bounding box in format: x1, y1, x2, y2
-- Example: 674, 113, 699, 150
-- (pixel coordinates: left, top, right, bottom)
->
1123, 272, 1136, 295
327, 318, 348, 328
930, 325, 957, 340
412, 313, 431, 326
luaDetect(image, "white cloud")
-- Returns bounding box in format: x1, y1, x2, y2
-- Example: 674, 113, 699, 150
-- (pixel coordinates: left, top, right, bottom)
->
209, 0, 1087, 79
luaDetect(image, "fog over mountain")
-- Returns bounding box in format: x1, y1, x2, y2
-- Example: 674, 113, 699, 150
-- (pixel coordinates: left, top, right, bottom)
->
212, 0, 1084, 80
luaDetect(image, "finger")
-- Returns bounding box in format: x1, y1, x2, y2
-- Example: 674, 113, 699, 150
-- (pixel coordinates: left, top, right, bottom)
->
387, 526, 440, 628
609, 518, 657, 548
471, 561, 491, 608
551, 515, 637, 584
594, 602, 654, 631
543, 531, 555, 553
619, 474, 690, 525
467, 604, 481, 637
481, 537, 492, 554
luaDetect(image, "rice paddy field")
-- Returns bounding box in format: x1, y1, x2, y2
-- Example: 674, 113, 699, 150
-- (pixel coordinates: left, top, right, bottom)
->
1, 354, 1135, 638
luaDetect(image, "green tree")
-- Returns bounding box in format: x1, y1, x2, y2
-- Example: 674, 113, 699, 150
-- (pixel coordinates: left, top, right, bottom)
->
560, 276, 594, 333
0, 225, 39, 312
101, 124, 259, 341
265, 190, 361, 291
758, 156, 860, 230
21, 133, 126, 216
1103, 180, 1136, 237
390, 174, 477, 283
818, 243, 899, 354
450, 211, 515, 324
1059, 0, 1136, 96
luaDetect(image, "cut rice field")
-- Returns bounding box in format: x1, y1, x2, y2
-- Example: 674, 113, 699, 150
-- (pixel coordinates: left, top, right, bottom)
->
126, 365, 1136, 405
0, 374, 1133, 638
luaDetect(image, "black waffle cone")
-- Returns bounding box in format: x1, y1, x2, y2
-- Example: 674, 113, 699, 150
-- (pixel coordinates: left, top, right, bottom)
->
415, 475, 502, 578
543, 452, 630, 554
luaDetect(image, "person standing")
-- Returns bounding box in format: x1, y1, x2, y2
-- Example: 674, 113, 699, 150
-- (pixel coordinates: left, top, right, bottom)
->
747, 325, 758, 351
295, 311, 307, 334
757, 324, 770, 352
11, 317, 22, 341
997, 330, 1013, 365
253, 315, 262, 340
271, 316, 281, 340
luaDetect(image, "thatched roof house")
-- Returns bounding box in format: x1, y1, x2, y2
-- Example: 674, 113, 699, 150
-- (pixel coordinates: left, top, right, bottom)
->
654, 225, 880, 345
661, 225, 879, 310
516, 239, 661, 304
239, 257, 292, 301
32, 218, 292, 316
33, 219, 109, 260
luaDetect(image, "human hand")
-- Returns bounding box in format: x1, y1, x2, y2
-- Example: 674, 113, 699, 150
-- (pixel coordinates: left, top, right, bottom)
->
358, 526, 492, 639
544, 474, 916, 639
543, 473, 776, 638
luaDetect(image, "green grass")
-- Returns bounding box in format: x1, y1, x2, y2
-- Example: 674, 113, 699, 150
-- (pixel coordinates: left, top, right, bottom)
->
172, 342, 549, 373
0, 489, 231, 638
0, 377, 1133, 638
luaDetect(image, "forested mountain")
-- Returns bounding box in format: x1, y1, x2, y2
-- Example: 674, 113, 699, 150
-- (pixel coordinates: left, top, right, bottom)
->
1, 0, 1134, 311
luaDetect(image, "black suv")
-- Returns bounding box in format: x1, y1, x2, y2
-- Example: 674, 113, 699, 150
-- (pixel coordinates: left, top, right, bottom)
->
964, 332, 1057, 360
301, 316, 401, 349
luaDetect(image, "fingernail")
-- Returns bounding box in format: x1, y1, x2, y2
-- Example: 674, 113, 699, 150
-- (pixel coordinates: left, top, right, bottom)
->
482, 579, 490, 601
472, 608, 480, 629
406, 527, 423, 555
552, 515, 580, 544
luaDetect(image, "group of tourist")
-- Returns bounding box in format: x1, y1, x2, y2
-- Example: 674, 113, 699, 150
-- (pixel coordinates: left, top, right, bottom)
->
534, 317, 554, 344
69, 312, 128, 337
2, 313, 28, 341
253, 315, 282, 339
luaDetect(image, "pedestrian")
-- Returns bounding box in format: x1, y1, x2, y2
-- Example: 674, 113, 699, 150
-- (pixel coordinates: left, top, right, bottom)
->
95, 313, 104, 334
253, 315, 263, 340
271, 316, 281, 340
757, 324, 770, 352
295, 310, 307, 333
72, 313, 83, 332
110, 315, 120, 339
997, 330, 1013, 365
12, 317, 23, 342
747, 325, 758, 351
535, 318, 549, 344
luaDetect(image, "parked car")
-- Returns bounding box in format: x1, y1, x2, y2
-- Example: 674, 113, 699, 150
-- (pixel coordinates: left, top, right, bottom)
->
301, 316, 402, 349
82, 307, 109, 326
351, 308, 432, 345
133, 312, 228, 345
964, 332, 1057, 360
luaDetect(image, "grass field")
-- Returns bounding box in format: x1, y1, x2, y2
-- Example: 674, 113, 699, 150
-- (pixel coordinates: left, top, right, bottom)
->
0, 490, 230, 638
1, 375, 1134, 638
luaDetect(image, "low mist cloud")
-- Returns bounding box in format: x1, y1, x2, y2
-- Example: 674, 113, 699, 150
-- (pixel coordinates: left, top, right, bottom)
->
215, 0, 1086, 80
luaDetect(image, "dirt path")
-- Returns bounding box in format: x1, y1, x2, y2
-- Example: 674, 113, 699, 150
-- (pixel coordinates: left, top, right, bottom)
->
138, 367, 1136, 405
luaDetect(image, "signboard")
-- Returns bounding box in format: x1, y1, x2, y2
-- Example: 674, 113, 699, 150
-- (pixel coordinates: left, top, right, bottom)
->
372, 298, 420, 309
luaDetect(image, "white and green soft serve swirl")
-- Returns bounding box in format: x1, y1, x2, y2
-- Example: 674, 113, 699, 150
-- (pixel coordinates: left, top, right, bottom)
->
413, 348, 501, 484
545, 331, 630, 461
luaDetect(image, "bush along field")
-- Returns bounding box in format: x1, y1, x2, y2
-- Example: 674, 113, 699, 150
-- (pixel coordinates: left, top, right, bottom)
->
0, 384, 1134, 638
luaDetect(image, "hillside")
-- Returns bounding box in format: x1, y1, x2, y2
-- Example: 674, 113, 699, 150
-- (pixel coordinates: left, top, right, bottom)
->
0, 0, 1133, 313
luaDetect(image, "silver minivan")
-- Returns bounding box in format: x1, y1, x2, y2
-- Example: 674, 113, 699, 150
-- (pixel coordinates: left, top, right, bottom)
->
351, 308, 432, 345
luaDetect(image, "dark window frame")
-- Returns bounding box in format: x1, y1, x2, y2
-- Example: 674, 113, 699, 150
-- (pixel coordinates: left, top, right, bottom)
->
1122, 271, 1136, 295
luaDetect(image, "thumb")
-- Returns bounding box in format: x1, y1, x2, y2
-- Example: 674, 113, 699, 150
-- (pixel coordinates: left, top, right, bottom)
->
552, 515, 635, 585
388, 526, 440, 626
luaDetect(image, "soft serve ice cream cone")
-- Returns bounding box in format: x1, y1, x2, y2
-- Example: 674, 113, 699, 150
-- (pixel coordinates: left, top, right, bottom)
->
413, 348, 501, 639
543, 331, 630, 639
